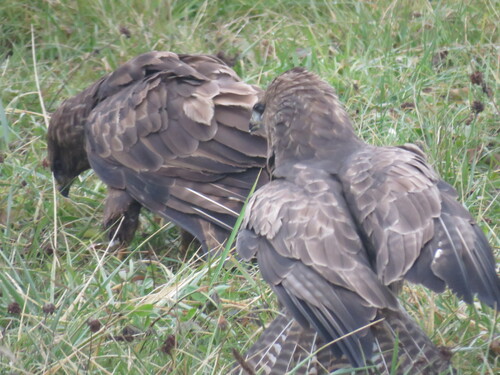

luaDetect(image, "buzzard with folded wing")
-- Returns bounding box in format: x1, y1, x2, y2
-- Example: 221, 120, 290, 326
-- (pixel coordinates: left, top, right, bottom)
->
236, 68, 499, 374
48, 52, 269, 252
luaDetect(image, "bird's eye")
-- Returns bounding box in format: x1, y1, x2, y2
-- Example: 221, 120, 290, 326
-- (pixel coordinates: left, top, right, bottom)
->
250, 103, 266, 133
252, 102, 266, 115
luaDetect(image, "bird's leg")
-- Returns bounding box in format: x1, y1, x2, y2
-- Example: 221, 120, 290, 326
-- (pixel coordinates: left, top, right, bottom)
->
103, 188, 142, 254
178, 229, 200, 256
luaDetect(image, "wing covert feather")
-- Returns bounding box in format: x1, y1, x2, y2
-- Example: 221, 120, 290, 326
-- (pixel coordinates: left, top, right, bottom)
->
238, 167, 399, 366
340, 147, 441, 285
82, 52, 268, 251
341, 146, 500, 307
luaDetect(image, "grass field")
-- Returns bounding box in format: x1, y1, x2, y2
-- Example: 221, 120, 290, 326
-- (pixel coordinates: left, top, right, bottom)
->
0, 0, 498, 374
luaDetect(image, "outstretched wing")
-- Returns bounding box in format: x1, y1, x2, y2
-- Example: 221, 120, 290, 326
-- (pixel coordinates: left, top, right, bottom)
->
341, 144, 500, 307
238, 166, 399, 367
85, 52, 268, 249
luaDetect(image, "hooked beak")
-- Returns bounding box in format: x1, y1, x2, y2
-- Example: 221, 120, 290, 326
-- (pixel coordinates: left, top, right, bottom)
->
249, 110, 263, 133
53, 173, 73, 197
59, 183, 71, 197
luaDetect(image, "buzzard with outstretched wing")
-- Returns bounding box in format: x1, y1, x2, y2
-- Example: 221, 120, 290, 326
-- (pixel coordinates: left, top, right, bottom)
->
236, 68, 499, 374
48, 52, 268, 252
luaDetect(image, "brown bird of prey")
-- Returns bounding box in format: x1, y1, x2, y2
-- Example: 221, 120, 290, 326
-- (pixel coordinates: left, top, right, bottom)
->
236, 68, 499, 374
47, 52, 268, 252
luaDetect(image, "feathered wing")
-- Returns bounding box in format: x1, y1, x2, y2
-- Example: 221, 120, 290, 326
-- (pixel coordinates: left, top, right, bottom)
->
83, 52, 268, 251
237, 166, 452, 373
340, 144, 500, 308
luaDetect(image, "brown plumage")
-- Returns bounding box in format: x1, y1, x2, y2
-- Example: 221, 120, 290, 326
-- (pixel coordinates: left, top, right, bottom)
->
231, 311, 351, 375
236, 68, 499, 374
47, 51, 269, 252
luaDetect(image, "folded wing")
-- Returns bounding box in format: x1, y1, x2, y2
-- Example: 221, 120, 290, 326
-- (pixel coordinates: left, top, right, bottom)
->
340, 144, 500, 308
84, 52, 268, 250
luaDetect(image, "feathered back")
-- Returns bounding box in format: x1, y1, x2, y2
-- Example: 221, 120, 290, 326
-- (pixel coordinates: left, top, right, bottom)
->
48, 52, 269, 251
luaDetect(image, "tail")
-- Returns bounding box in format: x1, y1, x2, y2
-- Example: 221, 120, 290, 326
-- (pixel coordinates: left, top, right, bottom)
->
231, 308, 454, 375
230, 313, 353, 375
371, 308, 454, 375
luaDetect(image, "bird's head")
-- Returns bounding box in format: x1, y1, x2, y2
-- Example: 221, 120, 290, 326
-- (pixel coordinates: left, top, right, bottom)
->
250, 67, 357, 170
47, 100, 91, 197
